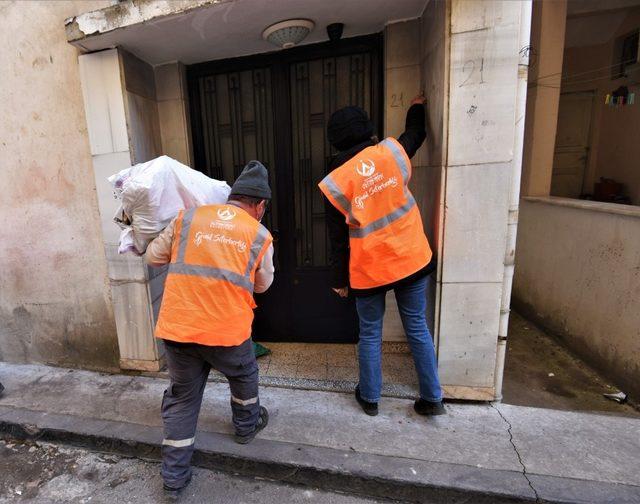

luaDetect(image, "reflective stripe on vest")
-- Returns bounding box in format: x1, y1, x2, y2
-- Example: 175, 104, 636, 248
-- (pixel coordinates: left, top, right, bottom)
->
245, 225, 269, 276
321, 175, 360, 227
349, 193, 417, 238
169, 207, 268, 293
176, 208, 195, 263
325, 138, 414, 239
319, 137, 431, 290
380, 138, 410, 185
168, 263, 253, 292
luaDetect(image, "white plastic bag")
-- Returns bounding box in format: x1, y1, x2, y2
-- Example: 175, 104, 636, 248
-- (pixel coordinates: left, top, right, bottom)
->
108, 156, 230, 255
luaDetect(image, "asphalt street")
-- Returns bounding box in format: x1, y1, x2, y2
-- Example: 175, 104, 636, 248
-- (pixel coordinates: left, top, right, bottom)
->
0, 437, 389, 504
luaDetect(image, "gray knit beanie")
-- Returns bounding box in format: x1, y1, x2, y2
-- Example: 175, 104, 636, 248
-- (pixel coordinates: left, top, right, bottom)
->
229, 160, 272, 200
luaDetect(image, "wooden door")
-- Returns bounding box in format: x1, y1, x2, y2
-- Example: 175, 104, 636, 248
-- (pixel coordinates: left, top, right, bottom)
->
551, 92, 594, 198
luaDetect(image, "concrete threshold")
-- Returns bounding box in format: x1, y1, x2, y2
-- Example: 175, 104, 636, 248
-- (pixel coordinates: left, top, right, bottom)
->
145, 369, 420, 400
1, 363, 639, 504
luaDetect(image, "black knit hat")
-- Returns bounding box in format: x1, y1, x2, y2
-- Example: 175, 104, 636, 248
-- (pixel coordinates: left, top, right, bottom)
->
230, 160, 272, 200
327, 106, 374, 151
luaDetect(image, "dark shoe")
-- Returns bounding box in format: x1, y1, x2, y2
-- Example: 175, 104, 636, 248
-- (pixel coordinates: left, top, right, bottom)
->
0, 382, 4, 397
234, 406, 269, 445
163, 476, 191, 501
414, 398, 446, 416
355, 386, 378, 416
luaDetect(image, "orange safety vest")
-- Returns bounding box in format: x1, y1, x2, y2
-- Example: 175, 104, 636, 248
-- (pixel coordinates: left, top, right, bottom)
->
155, 204, 273, 346
318, 137, 432, 290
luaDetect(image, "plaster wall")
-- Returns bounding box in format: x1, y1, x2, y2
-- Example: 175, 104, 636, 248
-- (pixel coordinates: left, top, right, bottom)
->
513, 198, 640, 398
382, 6, 448, 343
382, 19, 424, 342
0, 1, 119, 370
520, 0, 567, 198
155, 63, 194, 166
120, 49, 162, 164
562, 7, 640, 205
418, 0, 449, 347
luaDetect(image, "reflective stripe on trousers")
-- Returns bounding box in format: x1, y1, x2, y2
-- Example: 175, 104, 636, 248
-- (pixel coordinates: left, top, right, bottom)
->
161, 339, 260, 488
231, 395, 258, 406
162, 437, 195, 448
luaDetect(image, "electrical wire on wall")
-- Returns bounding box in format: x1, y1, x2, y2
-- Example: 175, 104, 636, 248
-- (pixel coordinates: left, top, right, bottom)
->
530, 60, 628, 86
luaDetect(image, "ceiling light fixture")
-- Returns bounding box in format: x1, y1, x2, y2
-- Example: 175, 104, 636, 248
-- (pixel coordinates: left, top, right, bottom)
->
262, 19, 315, 49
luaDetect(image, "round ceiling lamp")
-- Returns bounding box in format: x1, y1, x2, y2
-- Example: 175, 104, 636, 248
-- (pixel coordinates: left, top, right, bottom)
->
262, 19, 315, 49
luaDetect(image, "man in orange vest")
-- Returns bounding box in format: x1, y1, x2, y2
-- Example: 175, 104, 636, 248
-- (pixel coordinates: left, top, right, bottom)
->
319, 95, 444, 417
145, 161, 274, 498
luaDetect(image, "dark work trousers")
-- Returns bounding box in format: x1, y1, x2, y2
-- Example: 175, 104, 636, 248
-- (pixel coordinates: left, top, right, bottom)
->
161, 338, 259, 488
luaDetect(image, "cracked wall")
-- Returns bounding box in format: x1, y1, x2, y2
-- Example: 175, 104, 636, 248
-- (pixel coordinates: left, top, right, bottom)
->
0, 1, 119, 371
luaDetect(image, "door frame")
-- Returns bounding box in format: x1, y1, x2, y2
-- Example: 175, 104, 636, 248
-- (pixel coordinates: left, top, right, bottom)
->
187, 34, 383, 79
186, 34, 383, 340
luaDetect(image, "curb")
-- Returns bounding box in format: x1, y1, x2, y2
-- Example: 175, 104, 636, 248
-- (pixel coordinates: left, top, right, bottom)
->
1, 405, 639, 504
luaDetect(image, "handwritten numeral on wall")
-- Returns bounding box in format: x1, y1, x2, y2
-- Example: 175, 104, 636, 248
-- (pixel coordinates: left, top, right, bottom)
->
459, 58, 486, 87
390, 92, 404, 108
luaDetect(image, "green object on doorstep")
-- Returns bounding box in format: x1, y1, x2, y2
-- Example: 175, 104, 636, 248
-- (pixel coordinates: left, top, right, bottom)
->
253, 341, 271, 358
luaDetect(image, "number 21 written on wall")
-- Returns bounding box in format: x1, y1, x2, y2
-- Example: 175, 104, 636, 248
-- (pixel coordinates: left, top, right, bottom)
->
459, 58, 486, 87
390, 92, 404, 108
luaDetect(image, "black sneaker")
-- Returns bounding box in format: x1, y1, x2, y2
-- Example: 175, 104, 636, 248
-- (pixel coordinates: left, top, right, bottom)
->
355, 386, 378, 416
163, 475, 191, 501
414, 398, 446, 416
234, 406, 269, 445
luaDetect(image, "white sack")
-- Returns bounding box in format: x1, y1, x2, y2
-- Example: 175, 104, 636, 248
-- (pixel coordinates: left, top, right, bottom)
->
108, 156, 230, 255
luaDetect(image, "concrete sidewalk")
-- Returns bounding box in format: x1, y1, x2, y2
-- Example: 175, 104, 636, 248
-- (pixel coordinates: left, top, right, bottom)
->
0, 363, 639, 503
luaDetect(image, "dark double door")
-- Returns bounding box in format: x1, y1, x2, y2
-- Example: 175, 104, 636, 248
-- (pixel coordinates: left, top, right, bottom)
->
187, 35, 382, 342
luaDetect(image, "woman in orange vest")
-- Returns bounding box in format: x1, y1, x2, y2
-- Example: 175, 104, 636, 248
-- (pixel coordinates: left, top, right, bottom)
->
146, 161, 274, 498
319, 95, 444, 417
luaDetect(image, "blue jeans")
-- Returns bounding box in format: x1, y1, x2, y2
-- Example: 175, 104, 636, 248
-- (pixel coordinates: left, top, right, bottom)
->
355, 276, 442, 403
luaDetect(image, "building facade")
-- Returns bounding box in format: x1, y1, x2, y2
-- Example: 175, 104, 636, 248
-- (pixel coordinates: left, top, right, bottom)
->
1, 0, 533, 400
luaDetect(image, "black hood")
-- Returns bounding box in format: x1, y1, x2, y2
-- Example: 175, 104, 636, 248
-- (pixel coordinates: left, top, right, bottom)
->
327, 106, 374, 152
